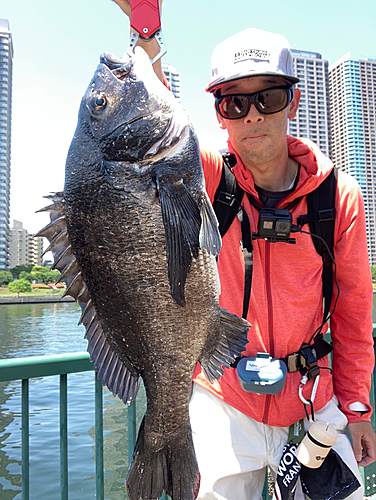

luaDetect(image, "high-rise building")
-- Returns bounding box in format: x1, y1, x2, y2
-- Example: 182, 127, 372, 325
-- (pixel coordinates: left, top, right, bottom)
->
9, 220, 43, 268
0, 19, 13, 270
162, 63, 180, 100
288, 50, 331, 157
329, 54, 376, 264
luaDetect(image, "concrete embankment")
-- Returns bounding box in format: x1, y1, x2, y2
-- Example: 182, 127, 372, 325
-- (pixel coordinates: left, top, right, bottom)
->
0, 296, 75, 305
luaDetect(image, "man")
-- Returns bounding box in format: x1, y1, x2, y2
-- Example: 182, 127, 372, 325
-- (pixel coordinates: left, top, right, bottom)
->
112, 2, 376, 499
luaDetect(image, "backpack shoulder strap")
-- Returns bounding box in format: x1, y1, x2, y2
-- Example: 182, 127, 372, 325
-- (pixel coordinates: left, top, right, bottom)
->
212, 152, 253, 320
212, 152, 245, 237
298, 168, 338, 322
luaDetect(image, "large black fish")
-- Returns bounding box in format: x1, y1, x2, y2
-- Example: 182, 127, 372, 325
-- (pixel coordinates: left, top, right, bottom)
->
37, 47, 250, 500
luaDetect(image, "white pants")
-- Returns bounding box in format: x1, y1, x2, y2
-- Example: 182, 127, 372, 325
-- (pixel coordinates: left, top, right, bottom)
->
189, 384, 363, 500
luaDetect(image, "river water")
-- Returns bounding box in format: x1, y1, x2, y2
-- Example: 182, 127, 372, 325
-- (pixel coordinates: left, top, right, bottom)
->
0, 297, 375, 500
0, 302, 146, 500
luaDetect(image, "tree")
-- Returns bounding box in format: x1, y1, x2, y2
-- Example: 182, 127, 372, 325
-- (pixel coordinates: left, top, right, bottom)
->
30, 265, 47, 283
30, 265, 60, 285
371, 265, 376, 282
0, 271, 13, 286
46, 270, 61, 284
8, 279, 32, 294
10, 264, 34, 279
19, 271, 33, 282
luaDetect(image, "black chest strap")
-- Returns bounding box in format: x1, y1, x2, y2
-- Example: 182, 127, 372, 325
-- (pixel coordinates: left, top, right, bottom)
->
213, 155, 337, 324
213, 154, 337, 373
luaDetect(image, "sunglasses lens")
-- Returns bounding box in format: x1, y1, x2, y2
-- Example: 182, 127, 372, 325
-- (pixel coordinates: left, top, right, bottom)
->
218, 95, 250, 119
256, 89, 289, 114
217, 87, 291, 119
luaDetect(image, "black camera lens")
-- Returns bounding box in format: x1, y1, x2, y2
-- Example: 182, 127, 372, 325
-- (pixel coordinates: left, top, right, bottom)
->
275, 220, 292, 234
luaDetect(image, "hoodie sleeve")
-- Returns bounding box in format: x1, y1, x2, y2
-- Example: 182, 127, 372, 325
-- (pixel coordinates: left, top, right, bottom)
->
200, 148, 224, 203
329, 170, 374, 423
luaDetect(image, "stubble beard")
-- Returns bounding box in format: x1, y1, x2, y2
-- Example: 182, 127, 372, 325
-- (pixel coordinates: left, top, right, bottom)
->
240, 140, 278, 172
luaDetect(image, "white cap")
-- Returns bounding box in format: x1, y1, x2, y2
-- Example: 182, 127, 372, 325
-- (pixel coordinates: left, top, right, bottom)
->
206, 28, 299, 93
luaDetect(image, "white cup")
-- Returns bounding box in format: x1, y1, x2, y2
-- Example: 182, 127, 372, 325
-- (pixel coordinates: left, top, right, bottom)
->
296, 420, 337, 468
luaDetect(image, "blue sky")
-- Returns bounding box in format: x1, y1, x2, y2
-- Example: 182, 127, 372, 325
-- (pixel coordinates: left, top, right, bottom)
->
2, 0, 376, 234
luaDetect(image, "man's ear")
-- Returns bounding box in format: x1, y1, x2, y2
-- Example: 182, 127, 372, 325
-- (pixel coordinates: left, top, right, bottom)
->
216, 109, 227, 130
288, 88, 301, 120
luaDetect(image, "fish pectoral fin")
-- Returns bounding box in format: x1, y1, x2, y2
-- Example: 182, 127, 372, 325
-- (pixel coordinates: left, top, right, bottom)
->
200, 309, 250, 384
199, 191, 222, 257
156, 175, 201, 307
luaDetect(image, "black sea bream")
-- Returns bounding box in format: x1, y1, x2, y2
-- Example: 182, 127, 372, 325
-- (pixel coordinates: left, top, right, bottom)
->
37, 47, 250, 500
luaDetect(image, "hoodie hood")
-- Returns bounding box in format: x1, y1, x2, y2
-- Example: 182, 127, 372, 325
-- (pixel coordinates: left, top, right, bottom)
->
227, 135, 334, 205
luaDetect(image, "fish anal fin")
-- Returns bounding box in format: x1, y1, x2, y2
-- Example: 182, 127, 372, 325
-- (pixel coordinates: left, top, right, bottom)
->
200, 309, 250, 384
84, 315, 140, 405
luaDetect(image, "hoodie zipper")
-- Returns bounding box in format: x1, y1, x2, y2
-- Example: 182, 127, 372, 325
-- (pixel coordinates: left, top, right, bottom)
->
262, 241, 273, 423
261, 177, 312, 423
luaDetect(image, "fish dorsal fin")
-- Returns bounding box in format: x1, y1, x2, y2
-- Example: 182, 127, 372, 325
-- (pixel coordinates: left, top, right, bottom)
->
36, 193, 140, 405
199, 309, 250, 384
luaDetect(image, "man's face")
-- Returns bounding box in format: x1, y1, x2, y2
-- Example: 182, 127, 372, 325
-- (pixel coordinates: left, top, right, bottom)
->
215, 76, 300, 170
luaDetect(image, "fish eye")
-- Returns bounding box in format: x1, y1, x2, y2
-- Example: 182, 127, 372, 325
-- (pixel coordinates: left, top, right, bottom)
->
94, 95, 107, 110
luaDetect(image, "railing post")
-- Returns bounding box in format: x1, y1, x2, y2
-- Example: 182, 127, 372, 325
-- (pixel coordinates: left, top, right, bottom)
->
95, 373, 104, 500
128, 401, 137, 463
21, 379, 29, 500
126, 402, 169, 500
262, 467, 269, 499
60, 373, 68, 500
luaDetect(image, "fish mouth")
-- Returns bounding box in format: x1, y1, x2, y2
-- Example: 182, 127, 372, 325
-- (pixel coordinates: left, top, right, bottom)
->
96, 51, 187, 163
100, 52, 133, 81
97, 52, 165, 132
111, 105, 164, 131
86, 100, 164, 138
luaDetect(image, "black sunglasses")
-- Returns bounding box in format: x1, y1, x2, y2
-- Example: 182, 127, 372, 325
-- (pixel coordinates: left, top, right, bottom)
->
215, 85, 294, 120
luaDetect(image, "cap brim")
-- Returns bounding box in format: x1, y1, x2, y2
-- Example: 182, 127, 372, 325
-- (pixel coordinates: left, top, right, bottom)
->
206, 72, 300, 93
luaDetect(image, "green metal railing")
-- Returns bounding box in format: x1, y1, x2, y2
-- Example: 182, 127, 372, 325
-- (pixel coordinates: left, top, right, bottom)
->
0, 353, 101, 500
325, 325, 376, 497
0, 325, 375, 499
0, 352, 167, 500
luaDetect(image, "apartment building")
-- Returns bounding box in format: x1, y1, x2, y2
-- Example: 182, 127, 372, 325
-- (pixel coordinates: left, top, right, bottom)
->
329, 54, 376, 264
9, 220, 43, 268
162, 63, 180, 100
0, 19, 13, 270
288, 49, 331, 157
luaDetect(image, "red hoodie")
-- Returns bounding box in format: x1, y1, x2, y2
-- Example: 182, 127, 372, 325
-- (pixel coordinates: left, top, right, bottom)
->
192, 136, 374, 426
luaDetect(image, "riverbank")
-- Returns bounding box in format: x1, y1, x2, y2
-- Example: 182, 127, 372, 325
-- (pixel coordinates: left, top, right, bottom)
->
1, 285, 375, 305
0, 295, 75, 304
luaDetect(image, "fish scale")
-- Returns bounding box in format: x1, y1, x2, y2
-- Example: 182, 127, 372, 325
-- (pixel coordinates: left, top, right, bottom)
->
37, 47, 250, 500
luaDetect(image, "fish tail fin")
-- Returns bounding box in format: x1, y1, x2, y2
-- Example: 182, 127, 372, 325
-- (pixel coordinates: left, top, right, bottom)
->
169, 434, 201, 500
126, 419, 200, 500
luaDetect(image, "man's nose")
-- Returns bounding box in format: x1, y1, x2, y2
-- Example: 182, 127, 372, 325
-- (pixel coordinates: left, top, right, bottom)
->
244, 103, 264, 123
